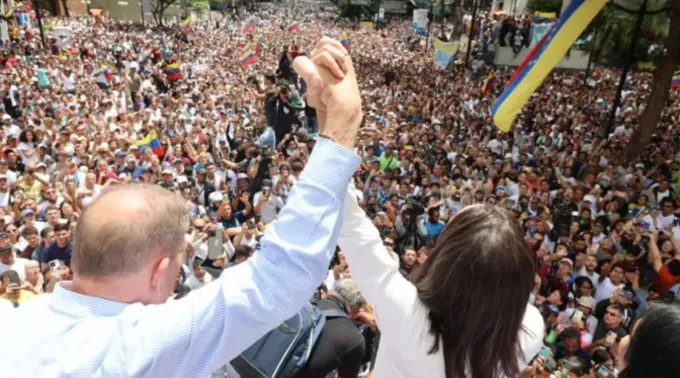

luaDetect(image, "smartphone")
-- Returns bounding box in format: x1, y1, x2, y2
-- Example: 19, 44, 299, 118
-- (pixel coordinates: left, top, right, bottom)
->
596, 365, 616, 378
605, 331, 617, 345
572, 309, 585, 321
207, 226, 224, 260
48, 259, 62, 272
538, 345, 551, 359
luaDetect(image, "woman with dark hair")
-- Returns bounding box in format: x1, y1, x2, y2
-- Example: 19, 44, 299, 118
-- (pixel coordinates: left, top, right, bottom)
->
17, 129, 38, 166
618, 304, 680, 378
338, 187, 543, 378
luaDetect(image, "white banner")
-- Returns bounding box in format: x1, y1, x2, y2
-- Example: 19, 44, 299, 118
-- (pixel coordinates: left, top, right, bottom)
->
413, 9, 428, 36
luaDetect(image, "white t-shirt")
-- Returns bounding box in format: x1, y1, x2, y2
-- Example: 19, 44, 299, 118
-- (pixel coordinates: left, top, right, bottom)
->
643, 213, 675, 231
253, 191, 284, 224
595, 277, 625, 303
0, 257, 30, 280
575, 267, 600, 286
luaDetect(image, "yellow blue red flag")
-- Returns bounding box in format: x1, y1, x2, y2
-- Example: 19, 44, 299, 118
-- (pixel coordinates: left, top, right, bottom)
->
492, 0, 607, 132
242, 47, 257, 69
672, 72, 680, 89
340, 33, 350, 52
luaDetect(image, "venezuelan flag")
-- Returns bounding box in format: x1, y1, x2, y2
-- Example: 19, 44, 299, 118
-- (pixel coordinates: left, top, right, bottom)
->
492, 0, 608, 132
340, 34, 350, 52
243, 19, 256, 34
255, 42, 264, 54
288, 22, 300, 33
101, 66, 112, 81
166, 62, 181, 81
135, 131, 164, 158
180, 15, 192, 34
242, 48, 257, 69
672, 73, 680, 89
481, 73, 494, 94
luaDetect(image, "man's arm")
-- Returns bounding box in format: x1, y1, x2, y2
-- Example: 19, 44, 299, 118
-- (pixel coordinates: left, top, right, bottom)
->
115, 139, 360, 378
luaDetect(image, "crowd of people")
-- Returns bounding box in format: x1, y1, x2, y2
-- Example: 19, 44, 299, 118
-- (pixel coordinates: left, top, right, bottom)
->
0, 0, 679, 377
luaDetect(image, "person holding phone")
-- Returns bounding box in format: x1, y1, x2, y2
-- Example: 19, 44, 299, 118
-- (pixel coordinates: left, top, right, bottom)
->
588, 304, 628, 354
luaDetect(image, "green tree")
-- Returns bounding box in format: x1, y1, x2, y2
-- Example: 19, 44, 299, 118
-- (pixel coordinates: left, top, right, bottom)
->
588, 0, 670, 67
622, 0, 679, 161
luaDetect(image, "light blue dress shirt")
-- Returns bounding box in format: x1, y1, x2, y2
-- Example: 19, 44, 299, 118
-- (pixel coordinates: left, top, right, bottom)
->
1, 138, 360, 378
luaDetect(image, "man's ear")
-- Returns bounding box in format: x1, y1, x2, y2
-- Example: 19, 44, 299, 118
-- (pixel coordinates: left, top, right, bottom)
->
150, 255, 171, 296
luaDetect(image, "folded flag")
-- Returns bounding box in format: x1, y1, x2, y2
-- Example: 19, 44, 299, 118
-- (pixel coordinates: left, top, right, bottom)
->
243, 19, 256, 34
590, 70, 601, 81
288, 22, 300, 33
340, 34, 350, 52
242, 48, 257, 69
672, 72, 680, 89
492, 0, 608, 132
135, 131, 164, 158
255, 42, 264, 54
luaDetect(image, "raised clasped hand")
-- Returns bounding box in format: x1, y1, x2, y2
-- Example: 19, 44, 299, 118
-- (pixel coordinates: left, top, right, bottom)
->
292, 37, 363, 149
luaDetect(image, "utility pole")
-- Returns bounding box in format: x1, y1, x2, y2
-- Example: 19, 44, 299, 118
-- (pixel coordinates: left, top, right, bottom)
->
605, 0, 647, 137
425, 0, 433, 51
32, 0, 46, 49
464, 0, 478, 65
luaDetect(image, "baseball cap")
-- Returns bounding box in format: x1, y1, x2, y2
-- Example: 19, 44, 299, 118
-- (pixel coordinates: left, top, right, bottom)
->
21, 208, 35, 217
209, 191, 224, 203
162, 168, 173, 175
577, 296, 596, 311
261, 179, 272, 189
126, 155, 137, 163
114, 150, 126, 158
237, 173, 249, 181
560, 258, 573, 269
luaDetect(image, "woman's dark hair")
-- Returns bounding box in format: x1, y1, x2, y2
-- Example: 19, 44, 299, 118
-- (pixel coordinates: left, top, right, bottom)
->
620, 304, 680, 378
18, 129, 35, 144
573, 276, 594, 298
411, 204, 535, 378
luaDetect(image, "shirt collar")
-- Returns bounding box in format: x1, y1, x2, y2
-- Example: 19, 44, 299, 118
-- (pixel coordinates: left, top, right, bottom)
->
50, 281, 130, 318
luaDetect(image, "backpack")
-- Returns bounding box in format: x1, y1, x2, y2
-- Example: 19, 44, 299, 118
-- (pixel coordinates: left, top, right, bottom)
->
230, 303, 348, 378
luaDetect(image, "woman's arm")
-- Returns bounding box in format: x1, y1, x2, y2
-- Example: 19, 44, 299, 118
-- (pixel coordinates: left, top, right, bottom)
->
338, 186, 421, 338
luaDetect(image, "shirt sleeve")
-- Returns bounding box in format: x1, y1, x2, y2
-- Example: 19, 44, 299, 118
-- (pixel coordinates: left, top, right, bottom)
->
337, 186, 422, 343
106, 138, 360, 378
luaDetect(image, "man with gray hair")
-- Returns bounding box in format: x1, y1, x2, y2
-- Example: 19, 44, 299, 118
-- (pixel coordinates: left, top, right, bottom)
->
293, 279, 370, 378
1, 38, 364, 377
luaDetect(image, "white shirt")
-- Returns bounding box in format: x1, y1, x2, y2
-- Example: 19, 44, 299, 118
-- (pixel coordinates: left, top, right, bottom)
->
575, 267, 600, 286
643, 213, 675, 231
0, 297, 14, 312
0, 257, 30, 280
253, 191, 284, 224
337, 188, 544, 378
595, 277, 625, 303
185, 272, 214, 290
